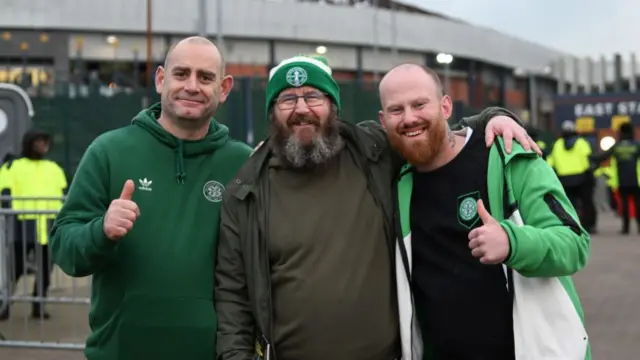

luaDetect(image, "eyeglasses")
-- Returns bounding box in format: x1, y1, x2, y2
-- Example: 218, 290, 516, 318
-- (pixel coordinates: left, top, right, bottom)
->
275, 92, 326, 110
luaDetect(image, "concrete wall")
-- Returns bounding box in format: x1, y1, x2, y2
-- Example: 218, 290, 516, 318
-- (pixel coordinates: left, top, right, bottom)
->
62, 33, 432, 74
0, 1, 539, 110
0, 30, 70, 83
0, 0, 565, 72
555, 56, 640, 93
67, 33, 167, 62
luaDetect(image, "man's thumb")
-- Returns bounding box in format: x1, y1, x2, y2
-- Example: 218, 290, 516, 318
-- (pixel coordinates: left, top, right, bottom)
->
477, 199, 494, 224
120, 180, 135, 200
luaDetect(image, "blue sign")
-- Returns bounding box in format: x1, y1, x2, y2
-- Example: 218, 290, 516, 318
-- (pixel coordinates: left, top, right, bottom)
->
553, 93, 640, 133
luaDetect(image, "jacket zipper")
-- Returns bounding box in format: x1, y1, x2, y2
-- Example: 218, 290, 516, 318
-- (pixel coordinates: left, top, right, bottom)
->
393, 168, 413, 288
543, 193, 582, 235
493, 144, 516, 298
392, 170, 413, 358
263, 194, 276, 360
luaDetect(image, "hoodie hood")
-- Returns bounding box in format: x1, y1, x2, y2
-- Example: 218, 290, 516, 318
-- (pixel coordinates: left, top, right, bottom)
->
2, 152, 16, 165
21, 129, 51, 159
131, 102, 230, 184
620, 132, 634, 141
562, 132, 579, 150
619, 123, 634, 141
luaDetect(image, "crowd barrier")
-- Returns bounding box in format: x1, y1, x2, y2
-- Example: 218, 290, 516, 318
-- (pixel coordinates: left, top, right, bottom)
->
0, 197, 90, 350
0, 186, 614, 351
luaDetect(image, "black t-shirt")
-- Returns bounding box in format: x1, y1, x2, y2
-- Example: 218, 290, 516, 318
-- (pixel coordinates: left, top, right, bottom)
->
411, 130, 514, 360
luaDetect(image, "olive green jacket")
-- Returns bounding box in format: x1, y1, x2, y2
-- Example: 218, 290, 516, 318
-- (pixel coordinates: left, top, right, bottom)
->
215, 107, 523, 360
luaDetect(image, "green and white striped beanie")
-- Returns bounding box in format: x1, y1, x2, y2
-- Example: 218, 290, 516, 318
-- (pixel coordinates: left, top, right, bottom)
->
265, 55, 341, 117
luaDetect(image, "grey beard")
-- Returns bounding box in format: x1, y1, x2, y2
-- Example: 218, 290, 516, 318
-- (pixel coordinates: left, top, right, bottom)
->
279, 133, 344, 169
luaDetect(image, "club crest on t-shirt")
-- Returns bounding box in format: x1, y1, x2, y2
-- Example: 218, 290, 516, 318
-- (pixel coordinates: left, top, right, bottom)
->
457, 191, 480, 229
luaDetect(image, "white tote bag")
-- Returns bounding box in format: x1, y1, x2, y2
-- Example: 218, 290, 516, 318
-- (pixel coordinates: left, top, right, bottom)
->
506, 209, 589, 360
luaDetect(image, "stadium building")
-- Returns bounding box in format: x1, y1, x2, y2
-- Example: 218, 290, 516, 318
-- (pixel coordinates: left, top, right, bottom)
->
1, 0, 574, 126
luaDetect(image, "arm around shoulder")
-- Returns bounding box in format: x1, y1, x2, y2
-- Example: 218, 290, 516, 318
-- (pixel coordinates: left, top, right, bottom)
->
501, 157, 590, 277
356, 120, 405, 171
49, 141, 117, 277
215, 195, 255, 360
356, 120, 387, 144
454, 107, 524, 131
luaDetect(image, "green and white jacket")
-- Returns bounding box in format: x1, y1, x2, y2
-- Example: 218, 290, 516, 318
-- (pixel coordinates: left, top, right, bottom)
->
394, 137, 592, 360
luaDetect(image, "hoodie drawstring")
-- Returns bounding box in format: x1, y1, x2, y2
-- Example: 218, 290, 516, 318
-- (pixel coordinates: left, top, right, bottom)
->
175, 140, 186, 184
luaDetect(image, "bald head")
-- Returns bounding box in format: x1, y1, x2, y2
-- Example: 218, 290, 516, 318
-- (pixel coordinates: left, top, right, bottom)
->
155, 35, 234, 137
164, 36, 225, 74
379, 63, 444, 105
377, 63, 453, 169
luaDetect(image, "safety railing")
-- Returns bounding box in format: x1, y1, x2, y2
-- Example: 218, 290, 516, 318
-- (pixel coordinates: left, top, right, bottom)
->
0, 196, 90, 350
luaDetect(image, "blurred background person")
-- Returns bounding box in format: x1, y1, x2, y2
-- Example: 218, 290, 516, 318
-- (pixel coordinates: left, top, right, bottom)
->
547, 120, 596, 233
0, 130, 67, 320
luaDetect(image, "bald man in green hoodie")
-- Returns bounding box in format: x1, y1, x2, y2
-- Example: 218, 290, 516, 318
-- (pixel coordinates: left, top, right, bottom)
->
49, 36, 252, 360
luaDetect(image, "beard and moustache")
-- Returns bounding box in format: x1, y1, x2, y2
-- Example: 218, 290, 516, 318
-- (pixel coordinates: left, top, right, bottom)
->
270, 106, 344, 169
387, 112, 448, 167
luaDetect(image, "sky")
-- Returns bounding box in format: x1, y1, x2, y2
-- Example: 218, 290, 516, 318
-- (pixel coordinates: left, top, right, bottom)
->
401, 0, 640, 58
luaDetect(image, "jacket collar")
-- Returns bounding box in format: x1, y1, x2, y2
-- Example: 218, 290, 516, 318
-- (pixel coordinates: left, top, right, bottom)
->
494, 137, 537, 165
229, 121, 384, 200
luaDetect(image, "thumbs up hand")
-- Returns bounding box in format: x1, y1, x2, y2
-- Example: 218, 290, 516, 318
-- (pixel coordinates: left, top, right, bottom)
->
468, 199, 510, 265
103, 180, 140, 241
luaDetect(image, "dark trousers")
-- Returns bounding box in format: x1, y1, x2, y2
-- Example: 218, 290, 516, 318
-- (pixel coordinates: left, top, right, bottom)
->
607, 188, 618, 212
565, 182, 596, 231
618, 187, 640, 233
1, 218, 52, 317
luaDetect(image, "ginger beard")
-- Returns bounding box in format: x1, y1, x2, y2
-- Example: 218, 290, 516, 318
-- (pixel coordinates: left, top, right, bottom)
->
387, 112, 448, 166
270, 106, 343, 169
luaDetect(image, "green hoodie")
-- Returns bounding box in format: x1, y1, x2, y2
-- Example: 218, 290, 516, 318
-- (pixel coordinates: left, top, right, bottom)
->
50, 103, 252, 360
395, 138, 591, 360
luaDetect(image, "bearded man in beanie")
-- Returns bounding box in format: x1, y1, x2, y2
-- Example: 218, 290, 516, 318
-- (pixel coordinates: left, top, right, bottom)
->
215, 55, 537, 360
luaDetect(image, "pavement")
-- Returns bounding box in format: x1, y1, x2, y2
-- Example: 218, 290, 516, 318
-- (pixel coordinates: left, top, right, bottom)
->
0, 267, 89, 360
0, 211, 639, 359
572, 211, 640, 360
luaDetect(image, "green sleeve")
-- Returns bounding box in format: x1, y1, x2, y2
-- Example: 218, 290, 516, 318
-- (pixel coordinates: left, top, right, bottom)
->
452, 107, 524, 131
501, 157, 590, 277
49, 140, 117, 277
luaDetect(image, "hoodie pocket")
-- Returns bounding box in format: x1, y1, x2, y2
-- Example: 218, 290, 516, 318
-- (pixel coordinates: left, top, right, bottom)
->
117, 294, 216, 360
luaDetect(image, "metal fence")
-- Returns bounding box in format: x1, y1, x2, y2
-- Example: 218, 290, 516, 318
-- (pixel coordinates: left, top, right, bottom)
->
29, 79, 480, 178
0, 197, 90, 350
0, 186, 613, 352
